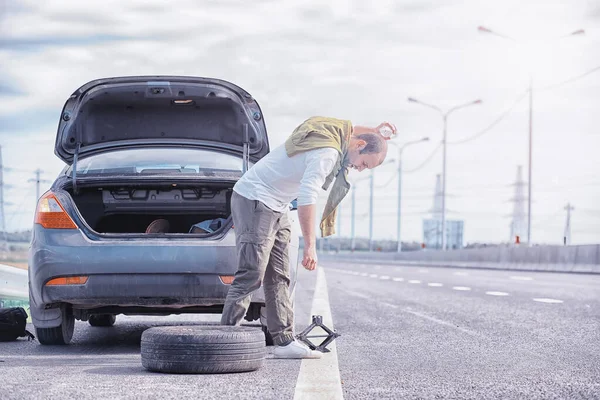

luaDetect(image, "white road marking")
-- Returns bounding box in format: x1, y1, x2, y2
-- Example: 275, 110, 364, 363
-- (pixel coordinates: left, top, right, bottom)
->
428, 283, 443, 287
369, 274, 378, 278
408, 280, 421, 284
453, 272, 469, 276
360, 272, 369, 277
392, 277, 404, 282
533, 298, 564, 304
294, 268, 343, 400
510, 276, 533, 281
486, 291, 509, 296
380, 275, 390, 280
452, 286, 471, 291
418, 269, 429, 273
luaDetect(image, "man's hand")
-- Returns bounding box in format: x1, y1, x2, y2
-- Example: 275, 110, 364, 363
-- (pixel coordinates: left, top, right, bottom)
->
302, 245, 318, 271
375, 122, 397, 138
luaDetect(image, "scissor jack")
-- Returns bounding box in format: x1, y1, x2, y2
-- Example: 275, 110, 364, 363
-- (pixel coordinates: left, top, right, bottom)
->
295, 315, 341, 353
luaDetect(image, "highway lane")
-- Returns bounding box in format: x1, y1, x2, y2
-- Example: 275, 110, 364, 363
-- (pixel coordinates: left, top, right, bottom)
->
325, 260, 600, 399
1, 259, 599, 399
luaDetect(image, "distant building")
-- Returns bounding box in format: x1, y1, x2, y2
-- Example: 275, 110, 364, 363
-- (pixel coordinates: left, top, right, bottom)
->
422, 174, 464, 249
423, 219, 464, 250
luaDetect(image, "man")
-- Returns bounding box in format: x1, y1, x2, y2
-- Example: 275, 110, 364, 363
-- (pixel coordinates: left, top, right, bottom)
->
221, 116, 396, 359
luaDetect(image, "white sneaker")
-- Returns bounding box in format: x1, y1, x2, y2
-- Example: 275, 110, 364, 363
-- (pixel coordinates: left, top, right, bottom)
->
272, 340, 323, 359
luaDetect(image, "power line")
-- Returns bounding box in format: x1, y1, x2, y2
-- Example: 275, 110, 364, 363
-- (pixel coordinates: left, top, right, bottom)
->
536, 65, 600, 92
404, 143, 442, 174
447, 92, 528, 145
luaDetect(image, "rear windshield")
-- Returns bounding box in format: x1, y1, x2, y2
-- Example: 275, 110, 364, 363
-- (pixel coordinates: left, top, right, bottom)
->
66, 148, 247, 175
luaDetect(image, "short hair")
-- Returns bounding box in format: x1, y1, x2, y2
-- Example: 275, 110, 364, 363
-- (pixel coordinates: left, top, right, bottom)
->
357, 133, 386, 154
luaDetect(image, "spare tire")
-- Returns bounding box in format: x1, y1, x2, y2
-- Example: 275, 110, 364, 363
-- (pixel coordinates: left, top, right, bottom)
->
141, 326, 265, 374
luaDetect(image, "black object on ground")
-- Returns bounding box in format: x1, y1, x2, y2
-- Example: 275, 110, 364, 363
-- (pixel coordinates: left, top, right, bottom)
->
141, 326, 266, 374
295, 315, 340, 353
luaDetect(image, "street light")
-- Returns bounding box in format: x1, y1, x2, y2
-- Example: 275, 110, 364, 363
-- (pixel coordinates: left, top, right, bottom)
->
477, 25, 585, 245
408, 97, 482, 250
388, 137, 430, 252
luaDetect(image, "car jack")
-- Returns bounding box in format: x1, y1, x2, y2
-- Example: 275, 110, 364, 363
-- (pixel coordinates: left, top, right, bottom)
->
295, 315, 341, 353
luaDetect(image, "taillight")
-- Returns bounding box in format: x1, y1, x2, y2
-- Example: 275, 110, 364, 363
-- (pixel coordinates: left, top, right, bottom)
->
34, 192, 77, 229
46, 276, 88, 286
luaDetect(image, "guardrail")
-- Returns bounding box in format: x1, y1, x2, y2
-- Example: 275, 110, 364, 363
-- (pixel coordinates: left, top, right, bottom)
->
319, 244, 600, 274
0, 263, 28, 301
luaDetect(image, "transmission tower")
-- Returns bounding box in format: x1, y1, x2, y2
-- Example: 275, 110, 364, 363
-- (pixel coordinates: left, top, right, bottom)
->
0, 145, 8, 256
509, 165, 527, 244
564, 203, 574, 245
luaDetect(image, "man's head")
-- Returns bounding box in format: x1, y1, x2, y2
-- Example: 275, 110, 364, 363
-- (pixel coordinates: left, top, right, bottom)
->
346, 133, 388, 172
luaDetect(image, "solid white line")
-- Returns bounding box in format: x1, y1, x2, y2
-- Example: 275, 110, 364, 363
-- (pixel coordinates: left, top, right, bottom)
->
294, 268, 343, 400
408, 280, 421, 284
452, 286, 471, 291
510, 276, 533, 281
485, 291, 509, 296
380, 275, 390, 280
427, 283, 443, 287
533, 298, 564, 304
392, 277, 404, 282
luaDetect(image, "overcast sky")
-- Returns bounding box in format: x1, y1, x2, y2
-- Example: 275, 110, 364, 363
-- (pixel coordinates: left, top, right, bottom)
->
0, 0, 599, 245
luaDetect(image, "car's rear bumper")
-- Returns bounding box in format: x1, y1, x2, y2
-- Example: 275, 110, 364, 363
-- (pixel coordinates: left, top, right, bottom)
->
28, 225, 293, 327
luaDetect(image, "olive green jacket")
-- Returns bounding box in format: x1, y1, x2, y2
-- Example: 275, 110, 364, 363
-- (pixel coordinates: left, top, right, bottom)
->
284, 116, 353, 237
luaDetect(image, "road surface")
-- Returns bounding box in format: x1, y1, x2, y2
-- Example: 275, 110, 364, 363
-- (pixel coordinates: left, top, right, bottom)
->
1, 259, 599, 399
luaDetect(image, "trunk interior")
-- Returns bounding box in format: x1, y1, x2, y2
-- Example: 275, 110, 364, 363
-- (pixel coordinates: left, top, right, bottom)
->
65, 183, 233, 235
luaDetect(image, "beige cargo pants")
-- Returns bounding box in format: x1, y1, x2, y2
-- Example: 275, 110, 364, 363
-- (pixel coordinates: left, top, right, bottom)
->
220, 191, 295, 346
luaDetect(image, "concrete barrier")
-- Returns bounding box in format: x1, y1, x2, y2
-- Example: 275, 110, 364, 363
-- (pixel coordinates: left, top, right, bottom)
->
319, 244, 600, 274
0, 264, 28, 301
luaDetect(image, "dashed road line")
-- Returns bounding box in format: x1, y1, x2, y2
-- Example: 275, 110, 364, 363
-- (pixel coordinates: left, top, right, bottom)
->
533, 298, 564, 304
380, 275, 390, 280
408, 280, 421, 284
392, 277, 404, 282
452, 286, 471, 291
369, 274, 378, 278
486, 291, 509, 296
427, 283, 443, 287
510, 276, 533, 281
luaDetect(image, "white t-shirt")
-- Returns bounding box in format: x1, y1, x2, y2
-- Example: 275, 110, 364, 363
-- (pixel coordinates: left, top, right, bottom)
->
233, 144, 339, 212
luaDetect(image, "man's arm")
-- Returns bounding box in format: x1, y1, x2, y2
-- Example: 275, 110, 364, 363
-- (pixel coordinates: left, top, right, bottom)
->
298, 204, 317, 271
296, 148, 338, 270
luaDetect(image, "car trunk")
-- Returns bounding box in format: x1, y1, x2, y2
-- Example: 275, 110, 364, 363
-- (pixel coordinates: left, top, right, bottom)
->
65, 182, 234, 235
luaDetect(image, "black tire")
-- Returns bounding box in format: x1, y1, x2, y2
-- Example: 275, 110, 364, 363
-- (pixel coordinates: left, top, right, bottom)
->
36, 306, 75, 345
141, 326, 266, 374
89, 314, 116, 327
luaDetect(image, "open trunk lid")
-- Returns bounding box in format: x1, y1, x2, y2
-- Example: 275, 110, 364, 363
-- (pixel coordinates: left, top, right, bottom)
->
54, 76, 269, 165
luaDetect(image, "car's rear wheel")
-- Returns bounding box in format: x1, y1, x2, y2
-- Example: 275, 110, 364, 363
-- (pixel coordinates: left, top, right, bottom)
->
89, 314, 116, 327
36, 306, 75, 345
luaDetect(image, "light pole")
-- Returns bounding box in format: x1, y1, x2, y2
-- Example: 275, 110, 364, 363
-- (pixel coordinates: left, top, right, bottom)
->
477, 25, 585, 245
408, 97, 482, 250
388, 137, 430, 252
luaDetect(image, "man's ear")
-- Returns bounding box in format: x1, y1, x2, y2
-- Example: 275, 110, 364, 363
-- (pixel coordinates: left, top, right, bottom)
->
356, 139, 367, 151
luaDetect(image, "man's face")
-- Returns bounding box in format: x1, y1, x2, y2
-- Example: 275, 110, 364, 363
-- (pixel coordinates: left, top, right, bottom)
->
347, 145, 386, 172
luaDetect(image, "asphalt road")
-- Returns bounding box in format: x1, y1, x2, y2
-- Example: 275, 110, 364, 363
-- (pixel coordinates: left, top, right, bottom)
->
1, 260, 599, 399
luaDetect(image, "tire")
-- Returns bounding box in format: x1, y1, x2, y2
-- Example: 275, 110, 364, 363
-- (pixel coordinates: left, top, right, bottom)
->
141, 326, 265, 374
36, 306, 75, 345
89, 314, 116, 327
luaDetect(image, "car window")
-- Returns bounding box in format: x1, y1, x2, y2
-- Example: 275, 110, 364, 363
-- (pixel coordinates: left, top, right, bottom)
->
67, 148, 248, 175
